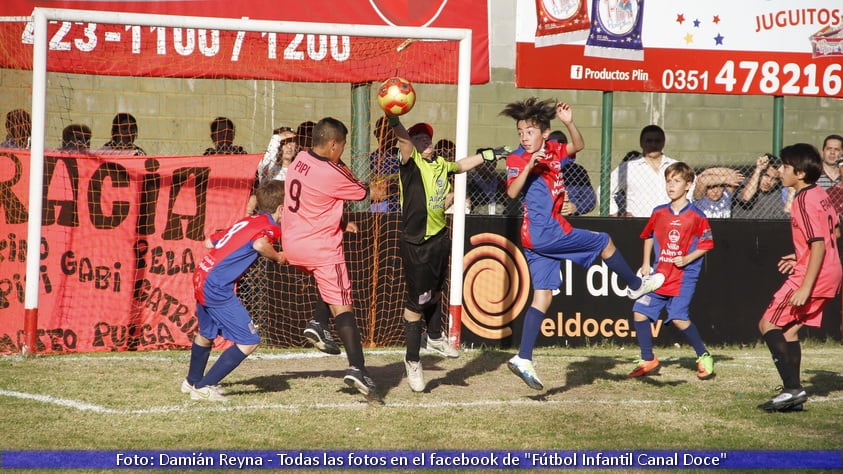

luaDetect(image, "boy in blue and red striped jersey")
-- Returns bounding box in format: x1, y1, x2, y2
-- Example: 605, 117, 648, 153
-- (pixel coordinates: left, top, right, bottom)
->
501, 97, 665, 391
757, 143, 841, 412
628, 162, 715, 380
183, 180, 287, 401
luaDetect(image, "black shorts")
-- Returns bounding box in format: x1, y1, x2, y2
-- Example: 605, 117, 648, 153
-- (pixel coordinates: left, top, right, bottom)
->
400, 231, 450, 312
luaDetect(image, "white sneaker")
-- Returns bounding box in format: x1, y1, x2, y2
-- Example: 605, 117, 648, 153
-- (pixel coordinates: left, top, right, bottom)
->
628, 272, 665, 300
190, 385, 227, 401
507, 355, 544, 390
180, 379, 194, 394
404, 357, 426, 392
424, 334, 460, 358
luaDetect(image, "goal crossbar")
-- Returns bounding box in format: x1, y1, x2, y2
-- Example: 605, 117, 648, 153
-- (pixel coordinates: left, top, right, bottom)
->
22, 7, 473, 353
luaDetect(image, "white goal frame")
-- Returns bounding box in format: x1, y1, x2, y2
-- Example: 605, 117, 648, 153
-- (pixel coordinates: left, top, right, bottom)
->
22, 7, 473, 353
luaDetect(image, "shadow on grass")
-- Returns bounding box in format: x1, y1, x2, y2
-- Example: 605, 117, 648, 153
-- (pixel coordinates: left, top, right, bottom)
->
423, 349, 512, 393
803, 369, 843, 397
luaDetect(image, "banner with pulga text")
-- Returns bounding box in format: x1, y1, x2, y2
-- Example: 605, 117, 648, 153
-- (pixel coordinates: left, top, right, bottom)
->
0, 151, 259, 353
0, 0, 490, 84
516, 0, 843, 97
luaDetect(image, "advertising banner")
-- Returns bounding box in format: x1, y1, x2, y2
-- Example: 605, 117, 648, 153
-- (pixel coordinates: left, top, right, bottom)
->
516, 0, 843, 97
0, 0, 489, 84
0, 150, 258, 353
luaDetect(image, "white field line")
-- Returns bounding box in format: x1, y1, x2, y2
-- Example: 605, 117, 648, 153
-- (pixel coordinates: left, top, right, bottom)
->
2, 349, 842, 415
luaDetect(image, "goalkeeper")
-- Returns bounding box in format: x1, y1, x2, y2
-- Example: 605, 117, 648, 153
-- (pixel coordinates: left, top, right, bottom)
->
385, 114, 509, 393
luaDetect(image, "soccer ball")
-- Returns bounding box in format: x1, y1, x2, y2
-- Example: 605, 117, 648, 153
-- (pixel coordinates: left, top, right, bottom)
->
377, 77, 416, 116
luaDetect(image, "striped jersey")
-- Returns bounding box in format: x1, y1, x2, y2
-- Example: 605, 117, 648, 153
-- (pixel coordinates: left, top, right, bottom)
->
281, 149, 368, 265
788, 184, 841, 297
193, 213, 281, 305
640, 202, 714, 296
505, 139, 574, 249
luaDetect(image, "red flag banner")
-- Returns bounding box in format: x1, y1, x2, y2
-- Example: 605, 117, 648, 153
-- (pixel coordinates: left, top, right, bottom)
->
0, 0, 489, 84
0, 150, 259, 353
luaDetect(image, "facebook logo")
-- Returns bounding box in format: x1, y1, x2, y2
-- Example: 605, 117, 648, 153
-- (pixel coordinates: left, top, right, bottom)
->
570, 65, 583, 79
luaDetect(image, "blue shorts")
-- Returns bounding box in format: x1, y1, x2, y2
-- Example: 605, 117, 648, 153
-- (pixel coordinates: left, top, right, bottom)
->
526, 228, 609, 290
197, 299, 260, 345
632, 291, 692, 322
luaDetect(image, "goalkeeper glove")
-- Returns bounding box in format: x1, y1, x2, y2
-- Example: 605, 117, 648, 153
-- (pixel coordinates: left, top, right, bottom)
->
480, 146, 512, 163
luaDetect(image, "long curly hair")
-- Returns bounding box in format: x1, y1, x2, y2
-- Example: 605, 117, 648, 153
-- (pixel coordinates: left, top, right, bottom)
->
499, 97, 557, 131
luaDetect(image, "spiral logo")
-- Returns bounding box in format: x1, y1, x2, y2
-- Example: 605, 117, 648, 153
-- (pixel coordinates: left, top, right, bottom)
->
462, 233, 531, 340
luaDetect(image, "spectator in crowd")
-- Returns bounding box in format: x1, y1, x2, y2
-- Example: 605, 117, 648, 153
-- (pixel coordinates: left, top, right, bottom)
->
692, 166, 744, 219
249, 126, 297, 215
369, 116, 401, 212
826, 158, 843, 221
99, 113, 146, 156
0, 109, 31, 149
733, 154, 788, 219
296, 120, 315, 150
203, 117, 247, 155
817, 134, 842, 189
608, 125, 677, 217
548, 130, 595, 216
256, 126, 297, 185
60, 124, 92, 152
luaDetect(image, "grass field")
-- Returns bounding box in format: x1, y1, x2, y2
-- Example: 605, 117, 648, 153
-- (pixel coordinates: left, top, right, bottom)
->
1, 342, 842, 472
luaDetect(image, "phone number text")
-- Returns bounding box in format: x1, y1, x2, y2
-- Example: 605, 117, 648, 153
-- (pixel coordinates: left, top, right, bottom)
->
661, 60, 842, 96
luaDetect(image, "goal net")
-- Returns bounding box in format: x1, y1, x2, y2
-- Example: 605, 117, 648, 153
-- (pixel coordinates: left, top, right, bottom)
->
0, 9, 471, 353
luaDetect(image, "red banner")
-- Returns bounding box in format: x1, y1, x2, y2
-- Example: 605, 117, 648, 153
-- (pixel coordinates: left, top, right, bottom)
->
0, 150, 259, 353
0, 0, 489, 84
515, 0, 843, 97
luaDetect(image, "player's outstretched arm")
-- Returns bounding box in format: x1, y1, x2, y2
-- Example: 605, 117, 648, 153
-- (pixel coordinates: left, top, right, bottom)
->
556, 102, 584, 154
455, 146, 511, 173
386, 114, 414, 165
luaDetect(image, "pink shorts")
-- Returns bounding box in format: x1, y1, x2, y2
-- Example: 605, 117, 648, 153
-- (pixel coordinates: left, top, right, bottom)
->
761, 283, 832, 328
296, 262, 353, 306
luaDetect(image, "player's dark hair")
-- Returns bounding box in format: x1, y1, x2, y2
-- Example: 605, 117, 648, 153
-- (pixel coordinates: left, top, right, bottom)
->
61, 124, 92, 150
111, 113, 138, 139
639, 125, 666, 154
548, 130, 568, 144
255, 180, 285, 214
823, 134, 843, 149
312, 117, 347, 147
664, 161, 695, 182
780, 143, 822, 184
499, 97, 557, 132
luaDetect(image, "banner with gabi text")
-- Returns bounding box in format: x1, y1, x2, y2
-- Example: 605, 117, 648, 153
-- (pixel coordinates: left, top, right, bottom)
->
0, 150, 259, 353
517, 0, 843, 97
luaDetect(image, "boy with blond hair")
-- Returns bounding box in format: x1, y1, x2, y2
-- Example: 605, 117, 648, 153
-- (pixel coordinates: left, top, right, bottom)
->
628, 162, 715, 379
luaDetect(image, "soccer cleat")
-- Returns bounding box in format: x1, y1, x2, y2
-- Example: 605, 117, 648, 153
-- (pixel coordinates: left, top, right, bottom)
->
757, 388, 808, 412
628, 272, 666, 300
627, 357, 661, 378
303, 320, 341, 355
778, 403, 804, 413
344, 367, 382, 403
190, 385, 227, 402
696, 352, 715, 380
507, 356, 544, 390
424, 334, 460, 358
180, 379, 194, 394
404, 357, 426, 392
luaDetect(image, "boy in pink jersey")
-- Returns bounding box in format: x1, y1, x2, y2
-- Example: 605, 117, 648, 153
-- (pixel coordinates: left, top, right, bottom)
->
628, 162, 715, 380
281, 117, 385, 403
757, 143, 842, 412
185, 181, 286, 401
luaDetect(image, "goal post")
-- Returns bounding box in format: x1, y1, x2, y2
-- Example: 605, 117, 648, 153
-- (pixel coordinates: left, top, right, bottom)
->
11, 7, 472, 353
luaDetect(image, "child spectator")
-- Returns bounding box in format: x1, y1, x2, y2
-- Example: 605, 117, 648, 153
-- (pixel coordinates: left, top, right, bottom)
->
60, 124, 92, 152
99, 113, 146, 156
500, 97, 664, 391
204, 117, 247, 155
692, 166, 744, 219
756, 143, 841, 412
0, 109, 31, 149
628, 162, 715, 379
184, 180, 287, 401
733, 154, 788, 219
